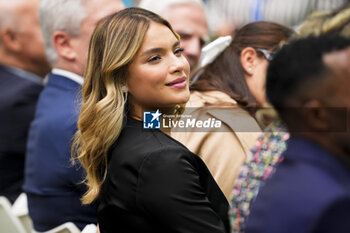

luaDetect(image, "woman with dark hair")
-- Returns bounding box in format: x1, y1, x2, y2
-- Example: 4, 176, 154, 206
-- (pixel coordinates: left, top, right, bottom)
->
193, 21, 294, 108
227, 22, 294, 233
221, 22, 294, 233
171, 21, 294, 200
72, 7, 229, 233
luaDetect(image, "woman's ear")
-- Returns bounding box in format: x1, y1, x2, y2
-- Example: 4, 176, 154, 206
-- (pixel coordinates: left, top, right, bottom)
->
240, 47, 258, 76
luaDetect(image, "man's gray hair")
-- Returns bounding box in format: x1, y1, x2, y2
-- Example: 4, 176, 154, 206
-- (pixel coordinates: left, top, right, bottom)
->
39, 0, 87, 65
138, 0, 204, 18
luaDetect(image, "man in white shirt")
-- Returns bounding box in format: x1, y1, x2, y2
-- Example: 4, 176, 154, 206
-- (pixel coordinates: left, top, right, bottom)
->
23, 0, 125, 231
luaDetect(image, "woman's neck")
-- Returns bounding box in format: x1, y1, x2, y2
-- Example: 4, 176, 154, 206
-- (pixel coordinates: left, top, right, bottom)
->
129, 114, 142, 121
127, 103, 143, 121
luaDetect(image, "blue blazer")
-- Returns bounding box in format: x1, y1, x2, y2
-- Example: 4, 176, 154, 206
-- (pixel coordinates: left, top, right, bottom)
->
0, 65, 43, 203
23, 73, 97, 231
246, 137, 350, 233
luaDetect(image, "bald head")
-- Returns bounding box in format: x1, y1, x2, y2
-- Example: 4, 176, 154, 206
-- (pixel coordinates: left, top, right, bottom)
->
323, 47, 350, 79
0, 0, 29, 29
0, 0, 50, 77
139, 0, 208, 72
138, 0, 204, 17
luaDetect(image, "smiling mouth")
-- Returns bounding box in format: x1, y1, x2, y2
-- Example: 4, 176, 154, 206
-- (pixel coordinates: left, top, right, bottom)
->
166, 77, 187, 88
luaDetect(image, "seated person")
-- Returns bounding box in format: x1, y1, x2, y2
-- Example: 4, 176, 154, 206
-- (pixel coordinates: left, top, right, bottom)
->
245, 35, 350, 233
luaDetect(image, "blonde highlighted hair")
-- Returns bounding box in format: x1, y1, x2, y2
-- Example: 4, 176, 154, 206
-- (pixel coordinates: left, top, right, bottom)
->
72, 7, 178, 204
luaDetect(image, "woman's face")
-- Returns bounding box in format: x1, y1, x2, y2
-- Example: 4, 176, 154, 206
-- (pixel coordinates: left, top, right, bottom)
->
127, 22, 190, 113
250, 57, 269, 106
241, 47, 270, 106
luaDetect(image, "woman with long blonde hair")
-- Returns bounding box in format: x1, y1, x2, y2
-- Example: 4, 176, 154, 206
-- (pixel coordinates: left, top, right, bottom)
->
72, 7, 229, 233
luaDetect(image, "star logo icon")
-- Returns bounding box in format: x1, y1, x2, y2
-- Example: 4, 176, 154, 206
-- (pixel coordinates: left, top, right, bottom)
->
143, 110, 162, 129
150, 109, 162, 122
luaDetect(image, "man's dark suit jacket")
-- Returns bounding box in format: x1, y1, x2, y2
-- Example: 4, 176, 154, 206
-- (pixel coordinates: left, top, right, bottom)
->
246, 137, 350, 233
23, 72, 97, 231
0, 65, 43, 203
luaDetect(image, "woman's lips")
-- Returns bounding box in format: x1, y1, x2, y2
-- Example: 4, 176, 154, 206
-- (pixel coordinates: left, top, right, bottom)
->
166, 76, 187, 88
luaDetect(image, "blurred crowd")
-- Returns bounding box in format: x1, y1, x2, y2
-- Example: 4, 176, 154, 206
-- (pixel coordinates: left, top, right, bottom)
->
1, 0, 350, 233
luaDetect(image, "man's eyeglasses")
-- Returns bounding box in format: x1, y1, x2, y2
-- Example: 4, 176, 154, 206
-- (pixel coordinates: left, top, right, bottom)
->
256, 48, 274, 61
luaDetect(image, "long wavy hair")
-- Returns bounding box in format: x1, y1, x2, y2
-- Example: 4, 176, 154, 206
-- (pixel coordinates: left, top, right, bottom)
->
72, 7, 178, 204
191, 21, 294, 110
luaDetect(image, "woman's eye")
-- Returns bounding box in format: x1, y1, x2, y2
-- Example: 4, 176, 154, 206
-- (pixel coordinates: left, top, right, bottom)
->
174, 48, 184, 55
148, 55, 161, 63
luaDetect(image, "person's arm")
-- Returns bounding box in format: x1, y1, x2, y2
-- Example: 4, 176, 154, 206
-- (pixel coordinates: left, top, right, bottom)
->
136, 146, 228, 233
197, 130, 247, 200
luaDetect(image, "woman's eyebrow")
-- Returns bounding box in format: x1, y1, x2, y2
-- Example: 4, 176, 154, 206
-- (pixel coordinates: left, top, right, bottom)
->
141, 41, 180, 57
172, 41, 180, 49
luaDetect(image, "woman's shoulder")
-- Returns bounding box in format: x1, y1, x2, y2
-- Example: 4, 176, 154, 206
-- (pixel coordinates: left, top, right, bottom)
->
180, 95, 261, 134
186, 91, 259, 127
149, 130, 197, 159
187, 90, 237, 108
131, 131, 203, 186
112, 124, 196, 163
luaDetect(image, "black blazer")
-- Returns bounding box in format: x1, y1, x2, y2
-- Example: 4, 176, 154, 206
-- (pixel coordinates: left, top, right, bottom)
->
98, 117, 229, 233
0, 65, 43, 203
